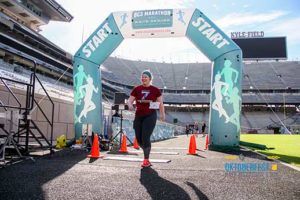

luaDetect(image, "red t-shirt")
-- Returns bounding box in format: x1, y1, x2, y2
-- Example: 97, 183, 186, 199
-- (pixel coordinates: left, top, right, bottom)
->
131, 85, 162, 117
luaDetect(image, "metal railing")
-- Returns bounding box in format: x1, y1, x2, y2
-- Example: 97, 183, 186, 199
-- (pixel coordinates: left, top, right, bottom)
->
0, 56, 54, 157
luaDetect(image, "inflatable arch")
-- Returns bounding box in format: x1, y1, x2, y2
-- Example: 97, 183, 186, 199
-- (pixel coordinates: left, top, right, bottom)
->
73, 8, 243, 149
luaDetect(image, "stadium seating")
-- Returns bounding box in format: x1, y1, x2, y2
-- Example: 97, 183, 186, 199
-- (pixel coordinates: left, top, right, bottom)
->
100, 57, 300, 131
0, 61, 73, 101
103, 57, 299, 91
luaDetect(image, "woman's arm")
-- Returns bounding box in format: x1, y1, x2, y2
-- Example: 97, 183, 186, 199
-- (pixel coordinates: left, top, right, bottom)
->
127, 95, 135, 111
157, 96, 165, 121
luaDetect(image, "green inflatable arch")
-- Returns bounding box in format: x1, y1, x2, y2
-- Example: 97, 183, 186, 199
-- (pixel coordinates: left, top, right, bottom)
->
73, 8, 243, 149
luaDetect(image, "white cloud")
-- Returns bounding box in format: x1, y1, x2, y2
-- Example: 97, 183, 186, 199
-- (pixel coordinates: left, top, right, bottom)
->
269, 17, 300, 44
145, 0, 196, 8
215, 11, 287, 28
212, 4, 219, 10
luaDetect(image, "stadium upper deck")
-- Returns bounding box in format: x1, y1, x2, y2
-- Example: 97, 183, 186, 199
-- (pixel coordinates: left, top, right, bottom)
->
0, 0, 72, 30
0, 0, 73, 85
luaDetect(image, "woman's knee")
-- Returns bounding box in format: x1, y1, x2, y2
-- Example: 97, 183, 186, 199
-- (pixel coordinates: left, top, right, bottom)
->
142, 138, 151, 149
143, 114, 157, 132
135, 133, 142, 145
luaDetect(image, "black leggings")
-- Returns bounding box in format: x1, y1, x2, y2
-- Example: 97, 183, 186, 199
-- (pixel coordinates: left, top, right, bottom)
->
133, 111, 157, 159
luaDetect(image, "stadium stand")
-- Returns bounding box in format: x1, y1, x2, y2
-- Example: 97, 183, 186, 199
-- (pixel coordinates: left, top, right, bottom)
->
0, 0, 74, 158
101, 57, 300, 132
103, 57, 300, 90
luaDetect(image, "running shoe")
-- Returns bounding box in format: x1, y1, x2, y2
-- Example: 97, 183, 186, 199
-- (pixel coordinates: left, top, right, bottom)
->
141, 159, 152, 167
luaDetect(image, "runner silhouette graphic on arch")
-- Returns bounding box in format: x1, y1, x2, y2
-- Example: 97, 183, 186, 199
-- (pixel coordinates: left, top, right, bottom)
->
74, 65, 87, 105
220, 59, 239, 99
212, 72, 230, 123
77, 75, 98, 123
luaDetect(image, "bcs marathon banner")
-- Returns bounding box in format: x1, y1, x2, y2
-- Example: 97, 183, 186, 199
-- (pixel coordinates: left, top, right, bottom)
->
113, 9, 194, 38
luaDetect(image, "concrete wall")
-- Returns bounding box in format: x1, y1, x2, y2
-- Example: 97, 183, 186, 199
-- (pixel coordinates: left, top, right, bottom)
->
0, 85, 75, 140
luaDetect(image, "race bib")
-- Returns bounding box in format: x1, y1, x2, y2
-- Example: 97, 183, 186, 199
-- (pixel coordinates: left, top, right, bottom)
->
149, 102, 160, 109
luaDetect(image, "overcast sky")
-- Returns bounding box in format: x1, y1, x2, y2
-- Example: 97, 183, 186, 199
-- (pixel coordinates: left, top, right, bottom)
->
41, 0, 300, 63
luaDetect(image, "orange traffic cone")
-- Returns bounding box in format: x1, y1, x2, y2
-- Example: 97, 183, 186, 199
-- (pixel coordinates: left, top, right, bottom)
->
204, 134, 209, 150
119, 133, 128, 153
187, 134, 197, 155
133, 137, 140, 149
88, 134, 104, 158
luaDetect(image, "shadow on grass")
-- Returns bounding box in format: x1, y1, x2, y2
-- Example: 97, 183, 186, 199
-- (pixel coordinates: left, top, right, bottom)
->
220, 147, 300, 167
255, 151, 300, 166
212, 147, 273, 162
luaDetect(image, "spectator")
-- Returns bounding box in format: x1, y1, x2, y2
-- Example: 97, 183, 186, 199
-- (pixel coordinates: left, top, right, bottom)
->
202, 121, 206, 137
185, 124, 190, 137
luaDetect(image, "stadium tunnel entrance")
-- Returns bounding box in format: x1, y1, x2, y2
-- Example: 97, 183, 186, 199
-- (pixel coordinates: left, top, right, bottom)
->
73, 8, 243, 149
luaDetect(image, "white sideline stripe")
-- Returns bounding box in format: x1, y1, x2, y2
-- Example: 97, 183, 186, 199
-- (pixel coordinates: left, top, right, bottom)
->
129, 151, 179, 155
152, 147, 187, 150
244, 148, 300, 172
279, 161, 300, 172
103, 156, 171, 163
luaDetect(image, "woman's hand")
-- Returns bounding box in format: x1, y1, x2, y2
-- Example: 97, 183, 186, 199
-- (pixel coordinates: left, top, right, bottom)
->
128, 104, 134, 111
157, 96, 165, 122
127, 95, 135, 111
160, 115, 165, 122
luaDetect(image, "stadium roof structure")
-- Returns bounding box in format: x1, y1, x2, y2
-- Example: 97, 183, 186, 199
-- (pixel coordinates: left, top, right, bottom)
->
0, 0, 73, 30
32, 0, 73, 22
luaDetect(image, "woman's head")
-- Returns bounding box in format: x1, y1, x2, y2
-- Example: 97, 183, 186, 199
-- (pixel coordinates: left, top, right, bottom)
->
141, 70, 153, 86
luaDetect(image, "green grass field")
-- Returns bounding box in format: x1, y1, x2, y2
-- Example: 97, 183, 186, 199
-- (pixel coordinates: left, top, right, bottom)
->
240, 134, 300, 167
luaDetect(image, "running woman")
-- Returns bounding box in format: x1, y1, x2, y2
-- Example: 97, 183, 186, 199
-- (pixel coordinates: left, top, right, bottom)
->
128, 70, 165, 167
